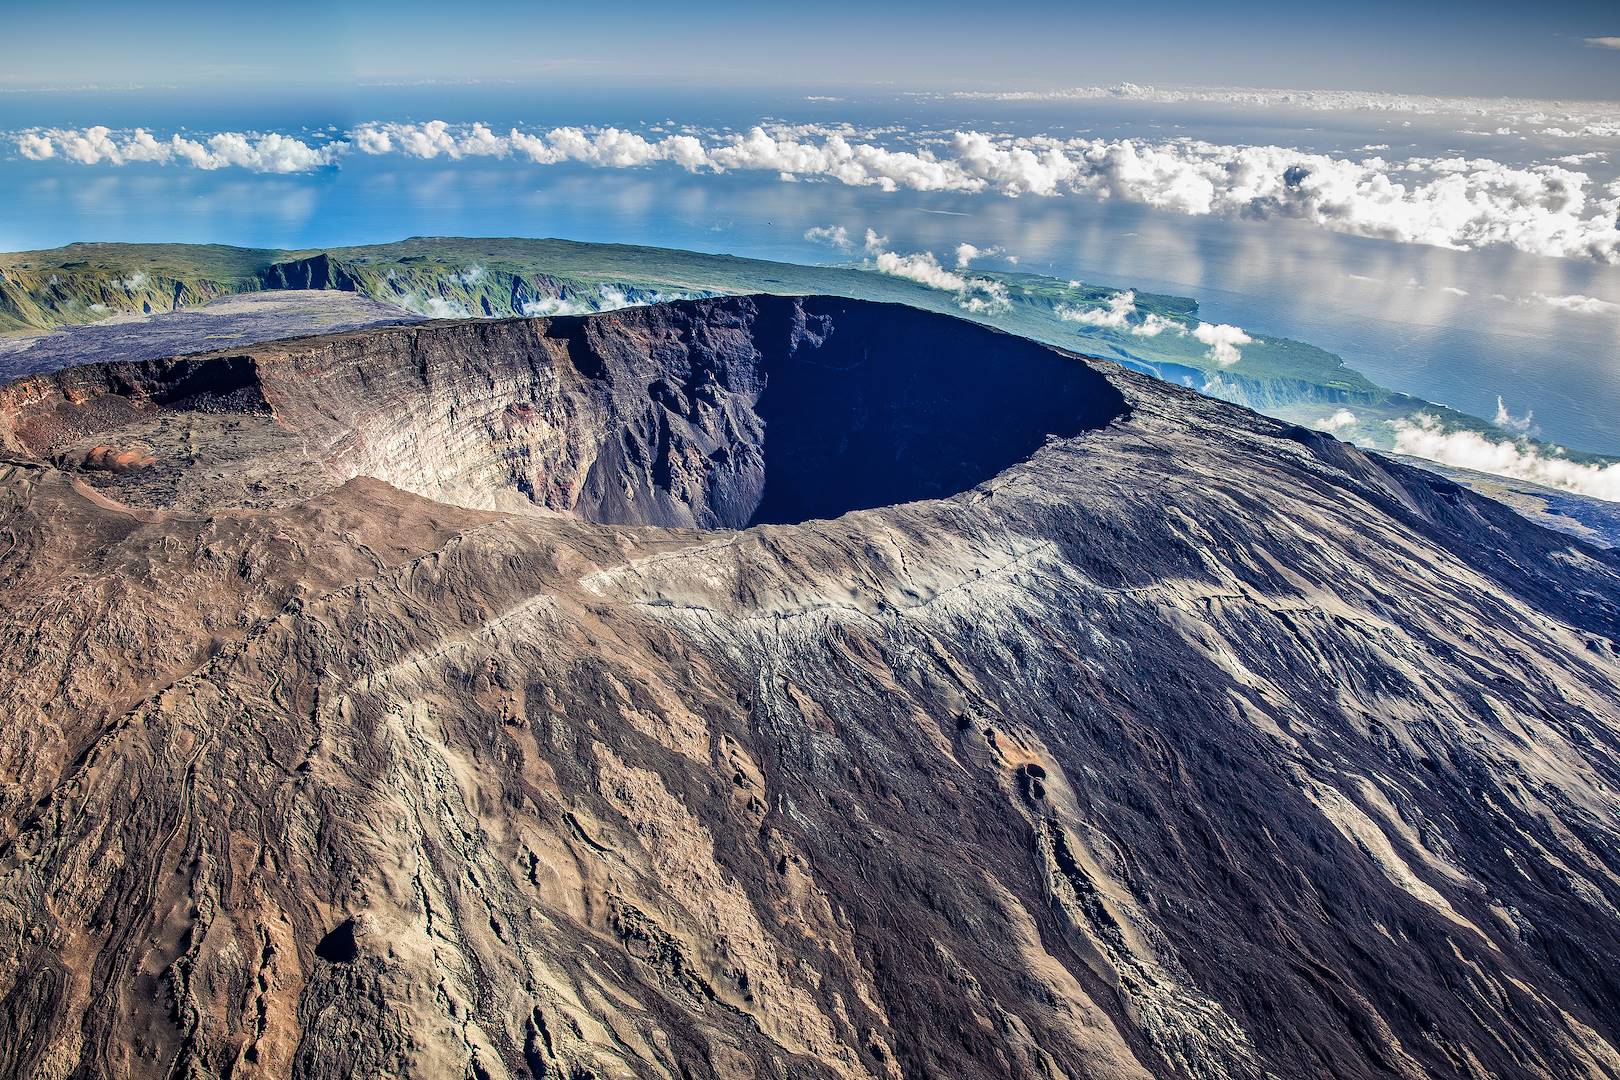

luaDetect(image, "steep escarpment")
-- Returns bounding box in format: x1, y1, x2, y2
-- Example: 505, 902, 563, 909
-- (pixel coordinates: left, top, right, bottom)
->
0, 263, 243, 333
0, 242, 713, 336
2, 297, 1620, 1080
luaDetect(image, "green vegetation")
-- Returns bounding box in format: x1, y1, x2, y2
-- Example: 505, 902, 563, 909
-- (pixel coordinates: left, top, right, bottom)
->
0, 243, 272, 334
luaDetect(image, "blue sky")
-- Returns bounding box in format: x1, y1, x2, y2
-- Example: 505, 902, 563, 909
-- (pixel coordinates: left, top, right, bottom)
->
5, 0, 1620, 98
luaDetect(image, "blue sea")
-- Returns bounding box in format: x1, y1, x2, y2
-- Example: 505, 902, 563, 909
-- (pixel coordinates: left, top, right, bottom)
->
3, 84, 1618, 453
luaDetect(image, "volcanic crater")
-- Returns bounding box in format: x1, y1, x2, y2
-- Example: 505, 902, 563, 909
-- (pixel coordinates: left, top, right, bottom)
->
0, 295, 1128, 527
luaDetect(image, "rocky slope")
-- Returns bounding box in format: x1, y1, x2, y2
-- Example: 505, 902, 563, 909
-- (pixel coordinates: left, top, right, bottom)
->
0, 296, 1618, 1080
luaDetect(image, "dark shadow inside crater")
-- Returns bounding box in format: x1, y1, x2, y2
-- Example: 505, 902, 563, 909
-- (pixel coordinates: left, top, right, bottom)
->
742, 299, 1127, 527
314, 918, 358, 964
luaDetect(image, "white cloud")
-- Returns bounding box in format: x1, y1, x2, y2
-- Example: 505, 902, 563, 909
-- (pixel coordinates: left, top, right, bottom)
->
1057, 291, 1188, 338
1059, 289, 1136, 328
1131, 312, 1179, 337
1539, 123, 1620, 139
514, 125, 684, 168
353, 126, 393, 154
872, 249, 971, 292
1584, 37, 1620, 49
1191, 322, 1254, 366
185, 132, 335, 172
956, 283, 1012, 314
862, 228, 889, 254
351, 120, 507, 160
1315, 409, 1359, 432
866, 241, 1009, 314
1392, 413, 1620, 501
803, 224, 852, 250
53, 125, 122, 164
16, 132, 53, 159
17, 117, 1620, 262
954, 242, 1005, 267
1518, 291, 1620, 315
1440, 285, 1469, 296
1494, 396, 1536, 435
458, 264, 485, 286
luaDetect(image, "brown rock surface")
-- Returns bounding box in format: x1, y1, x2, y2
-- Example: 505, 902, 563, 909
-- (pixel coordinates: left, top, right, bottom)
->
1, 296, 1618, 1079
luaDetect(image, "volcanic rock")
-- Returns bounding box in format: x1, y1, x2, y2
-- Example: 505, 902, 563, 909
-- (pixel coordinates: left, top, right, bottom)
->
0, 295, 1617, 1079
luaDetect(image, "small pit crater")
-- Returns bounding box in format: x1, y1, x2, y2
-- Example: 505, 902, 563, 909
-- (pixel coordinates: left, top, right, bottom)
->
314, 918, 359, 964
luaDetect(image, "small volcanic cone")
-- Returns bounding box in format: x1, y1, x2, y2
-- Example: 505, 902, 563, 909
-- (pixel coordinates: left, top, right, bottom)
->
81, 444, 157, 473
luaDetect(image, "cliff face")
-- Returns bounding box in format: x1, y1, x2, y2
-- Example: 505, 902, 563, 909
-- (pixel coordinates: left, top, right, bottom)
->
259, 254, 363, 294
1, 296, 1619, 1080
0, 263, 243, 333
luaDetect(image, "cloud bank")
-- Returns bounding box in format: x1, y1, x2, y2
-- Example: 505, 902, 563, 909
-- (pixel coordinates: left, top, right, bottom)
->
1056, 289, 1252, 362
17, 124, 340, 172
1392, 414, 1620, 501
850, 235, 1010, 314
15, 119, 1620, 262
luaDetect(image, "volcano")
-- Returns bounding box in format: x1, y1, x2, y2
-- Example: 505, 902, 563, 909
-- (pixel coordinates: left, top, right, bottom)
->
1, 295, 1618, 1080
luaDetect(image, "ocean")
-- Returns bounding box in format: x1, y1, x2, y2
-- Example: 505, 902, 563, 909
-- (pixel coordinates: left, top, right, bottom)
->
3, 84, 1617, 452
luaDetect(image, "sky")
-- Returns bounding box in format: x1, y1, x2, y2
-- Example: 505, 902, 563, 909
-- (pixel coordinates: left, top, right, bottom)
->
4, 0, 1620, 99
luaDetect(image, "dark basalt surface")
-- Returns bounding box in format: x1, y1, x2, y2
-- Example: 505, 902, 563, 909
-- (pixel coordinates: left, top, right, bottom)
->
0, 291, 421, 382
0, 295, 1618, 1080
